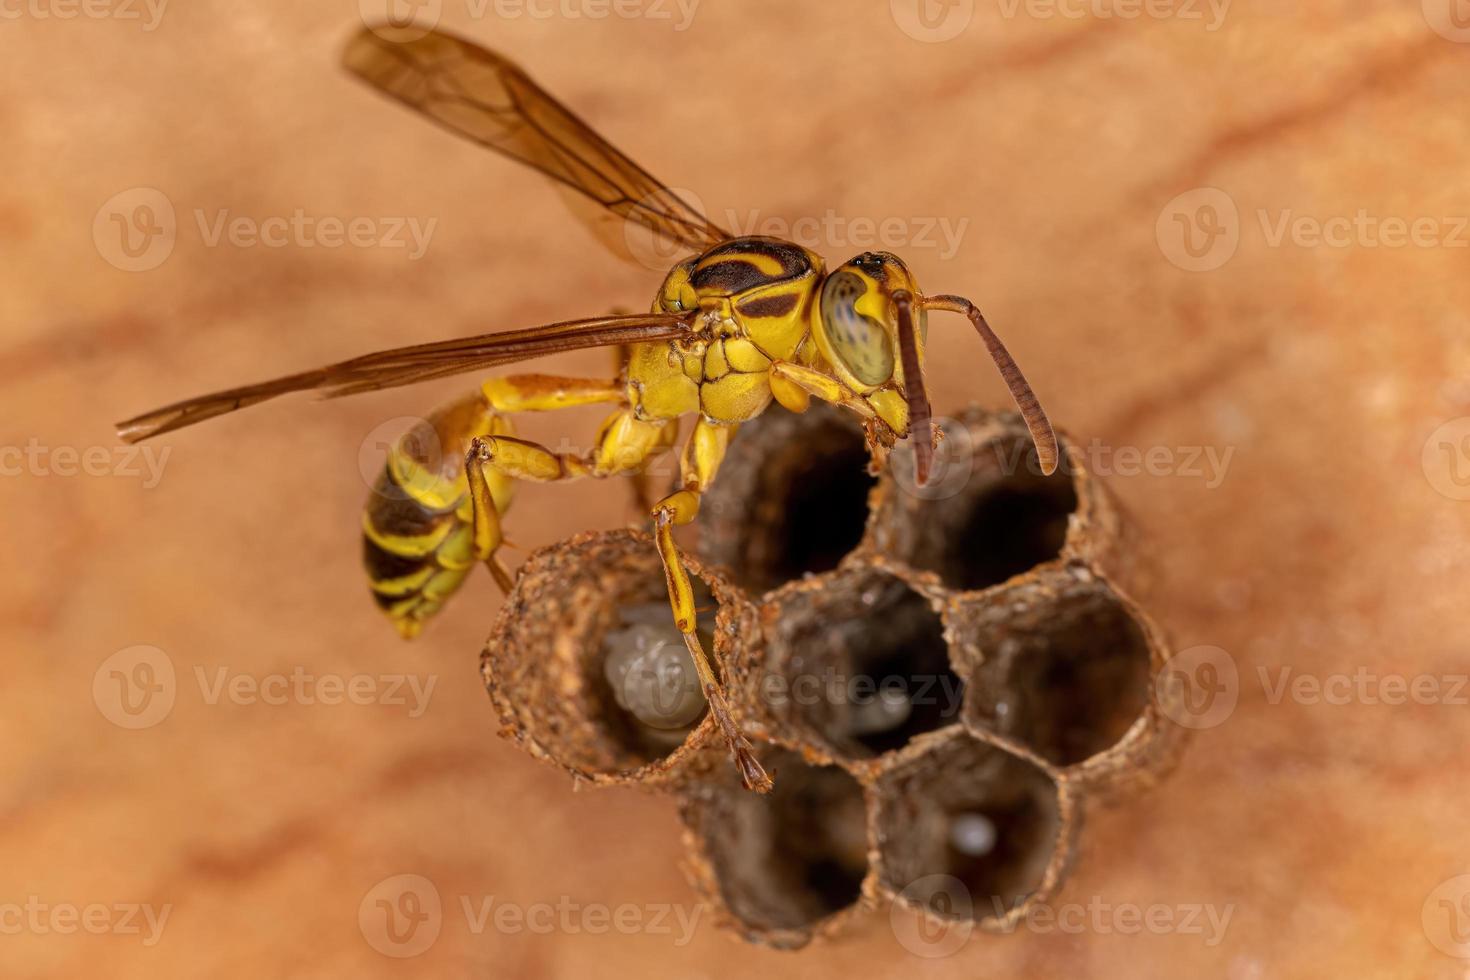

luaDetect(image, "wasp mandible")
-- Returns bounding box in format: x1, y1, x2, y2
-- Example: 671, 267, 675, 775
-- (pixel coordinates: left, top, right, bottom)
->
116, 26, 1059, 794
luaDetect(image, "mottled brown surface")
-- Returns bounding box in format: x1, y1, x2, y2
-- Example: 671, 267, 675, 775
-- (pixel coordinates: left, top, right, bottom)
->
5, 2, 1470, 977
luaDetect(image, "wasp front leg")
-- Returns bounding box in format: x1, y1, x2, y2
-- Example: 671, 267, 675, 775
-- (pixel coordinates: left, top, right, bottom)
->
768, 360, 904, 467
649, 419, 773, 793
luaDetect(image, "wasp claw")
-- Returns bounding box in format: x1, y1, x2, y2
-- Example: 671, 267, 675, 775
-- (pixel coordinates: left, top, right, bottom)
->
736, 746, 774, 795
704, 682, 773, 793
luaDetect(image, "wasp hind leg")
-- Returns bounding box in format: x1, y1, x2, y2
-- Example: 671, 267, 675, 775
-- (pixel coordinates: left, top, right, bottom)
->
464, 392, 678, 585
470, 372, 647, 586
365, 396, 516, 641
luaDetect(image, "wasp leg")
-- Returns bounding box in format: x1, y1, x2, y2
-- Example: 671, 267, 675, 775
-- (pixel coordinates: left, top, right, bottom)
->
649, 419, 773, 793
613, 342, 660, 515
767, 360, 910, 471
483, 369, 673, 514
465, 404, 679, 591
364, 391, 521, 639
459, 374, 630, 592
481, 374, 626, 413
768, 361, 881, 421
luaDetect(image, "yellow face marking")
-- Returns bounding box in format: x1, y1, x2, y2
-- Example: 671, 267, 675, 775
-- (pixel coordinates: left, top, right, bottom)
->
866, 387, 911, 437
819, 270, 894, 387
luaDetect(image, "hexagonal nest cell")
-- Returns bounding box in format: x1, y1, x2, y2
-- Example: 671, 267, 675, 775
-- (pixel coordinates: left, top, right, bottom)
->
699, 406, 876, 593
482, 529, 756, 790
481, 403, 1182, 948
680, 740, 871, 949
872, 729, 1077, 931
751, 567, 963, 765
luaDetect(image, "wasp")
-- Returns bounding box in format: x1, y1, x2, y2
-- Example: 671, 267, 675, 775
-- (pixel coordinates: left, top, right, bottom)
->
116, 26, 1059, 794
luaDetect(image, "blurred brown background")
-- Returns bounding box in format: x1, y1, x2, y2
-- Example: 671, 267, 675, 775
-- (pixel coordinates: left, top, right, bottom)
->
5, 0, 1470, 976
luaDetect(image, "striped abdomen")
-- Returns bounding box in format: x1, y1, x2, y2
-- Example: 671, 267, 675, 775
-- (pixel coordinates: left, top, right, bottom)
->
362, 391, 513, 638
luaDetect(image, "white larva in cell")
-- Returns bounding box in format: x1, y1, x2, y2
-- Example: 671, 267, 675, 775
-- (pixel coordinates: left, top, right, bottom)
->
949, 812, 998, 857
603, 620, 708, 730
845, 679, 913, 736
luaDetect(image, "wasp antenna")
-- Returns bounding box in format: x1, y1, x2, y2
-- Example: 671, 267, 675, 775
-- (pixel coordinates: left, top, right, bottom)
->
893, 290, 935, 487
923, 294, 1059, 476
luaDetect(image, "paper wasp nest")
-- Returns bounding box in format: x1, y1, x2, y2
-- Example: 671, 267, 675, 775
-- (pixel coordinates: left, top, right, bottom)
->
483, 405, 1181, 950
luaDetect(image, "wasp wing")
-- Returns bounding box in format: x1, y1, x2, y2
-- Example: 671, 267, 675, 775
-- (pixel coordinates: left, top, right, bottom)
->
342, 25, 730, 258
115, 312, 694, 443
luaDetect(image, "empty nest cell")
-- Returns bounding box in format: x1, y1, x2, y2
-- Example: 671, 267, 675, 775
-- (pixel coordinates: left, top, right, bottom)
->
681, 744, 870, 949
873, 412, 1080, 592
698, 405, 876, 593
956, 567, 1156, 769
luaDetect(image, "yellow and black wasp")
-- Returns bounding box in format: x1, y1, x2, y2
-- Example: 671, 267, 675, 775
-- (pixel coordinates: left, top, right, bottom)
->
117, 26, 1059, 793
